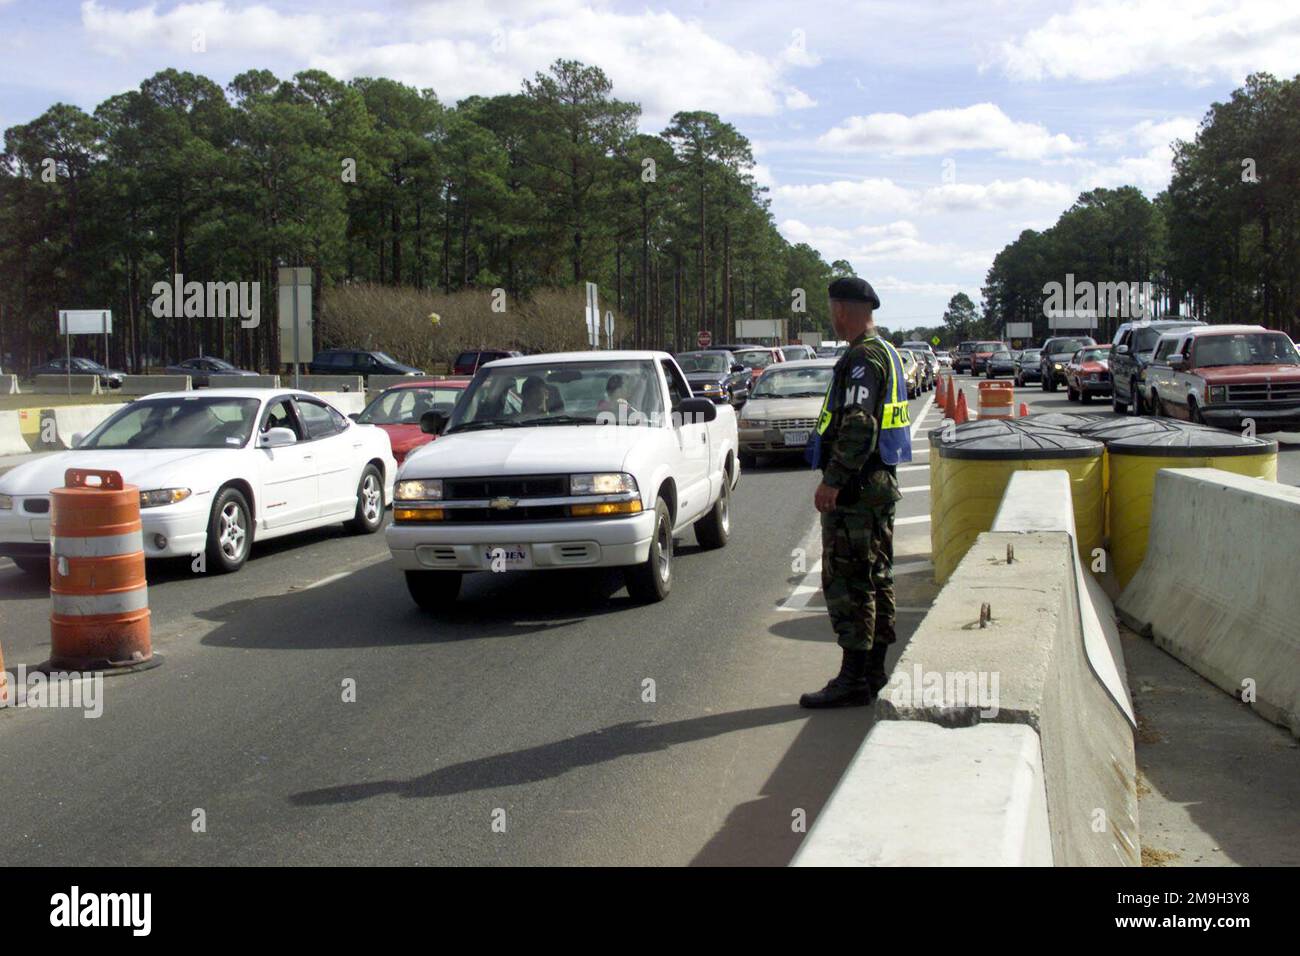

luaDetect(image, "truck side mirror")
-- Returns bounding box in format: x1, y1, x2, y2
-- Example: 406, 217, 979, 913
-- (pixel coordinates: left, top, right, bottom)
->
1115, 344, 1129, 355
420, 410, 448, 434
676, 397, 718, 424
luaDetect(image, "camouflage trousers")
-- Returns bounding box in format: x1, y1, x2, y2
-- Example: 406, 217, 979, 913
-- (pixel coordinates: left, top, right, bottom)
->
821, 501, 896, 652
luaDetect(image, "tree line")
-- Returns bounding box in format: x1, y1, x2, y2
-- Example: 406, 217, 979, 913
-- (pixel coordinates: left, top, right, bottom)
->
0, 60, 835, 373
979, 73, 1300, 346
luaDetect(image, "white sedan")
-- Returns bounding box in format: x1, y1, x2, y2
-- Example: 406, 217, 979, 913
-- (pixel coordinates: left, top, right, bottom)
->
0, 389, 396, 574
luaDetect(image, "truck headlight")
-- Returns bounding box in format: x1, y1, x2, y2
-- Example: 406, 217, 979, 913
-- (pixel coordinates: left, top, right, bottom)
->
139, 488, 191, 508
396, 479, 443, 501
1208, 386, 1227, 403
1054, 362, 1064, 370
0, 494, 12, 511
570, 473, 638, 495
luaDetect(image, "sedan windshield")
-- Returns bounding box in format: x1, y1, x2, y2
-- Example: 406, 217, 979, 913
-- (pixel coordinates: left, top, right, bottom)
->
752, 366, 834, 399
1195, 332, 1300, 367
1078, 348, 1109, 362
676, 352, 728, 374
79, 397, 261, 449
447, 360, 665, 432
359, 386, 465, 425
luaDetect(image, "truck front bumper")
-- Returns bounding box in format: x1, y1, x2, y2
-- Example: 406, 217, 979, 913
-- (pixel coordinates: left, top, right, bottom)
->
386, 510, 658, 571
1200, 404, 1300, 432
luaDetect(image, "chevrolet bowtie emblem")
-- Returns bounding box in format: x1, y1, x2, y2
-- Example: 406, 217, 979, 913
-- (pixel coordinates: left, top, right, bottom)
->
489, 497, 518, 510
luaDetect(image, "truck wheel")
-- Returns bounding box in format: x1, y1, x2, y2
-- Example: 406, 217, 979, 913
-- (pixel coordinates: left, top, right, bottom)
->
625, 498, 673, 604
1112, 391, 1127, 413
694, 473, 731, 549
345, 465, 384, 534
1150, 391, 1164, 417
1129, 381, 1144, 415
1040, 376, 1049, 392
405, 570, 461, 611
1187, 399, 1205, 425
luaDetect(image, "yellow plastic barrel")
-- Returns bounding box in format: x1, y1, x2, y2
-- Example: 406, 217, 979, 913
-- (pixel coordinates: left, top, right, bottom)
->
1108, 424, 1278, 587
932, 420, 1104, 584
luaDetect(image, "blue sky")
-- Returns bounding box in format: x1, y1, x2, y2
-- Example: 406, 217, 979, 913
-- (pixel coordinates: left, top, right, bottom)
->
2, 0, 1297, 332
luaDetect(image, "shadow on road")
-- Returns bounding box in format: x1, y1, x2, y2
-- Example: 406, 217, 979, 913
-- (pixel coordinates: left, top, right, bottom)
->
196, 559, 648, 650
288, 704, 806, 807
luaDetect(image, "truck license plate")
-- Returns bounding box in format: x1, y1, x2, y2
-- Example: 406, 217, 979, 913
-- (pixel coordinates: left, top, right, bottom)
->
482, 545, 532, 570
783, 430, 809, 446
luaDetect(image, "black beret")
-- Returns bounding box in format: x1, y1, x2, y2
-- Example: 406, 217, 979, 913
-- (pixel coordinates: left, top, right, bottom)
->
827, 275, 880, 309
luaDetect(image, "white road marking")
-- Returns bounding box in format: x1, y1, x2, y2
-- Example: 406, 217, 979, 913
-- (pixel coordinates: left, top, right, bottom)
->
295, 553, 389, 592
895, 514, 931, 526
897, 463, 929, 473
899, 485, 930, 493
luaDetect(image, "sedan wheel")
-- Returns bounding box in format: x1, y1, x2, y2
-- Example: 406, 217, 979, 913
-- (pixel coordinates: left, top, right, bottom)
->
206, 487, 252, 574
346, 465, 384, 534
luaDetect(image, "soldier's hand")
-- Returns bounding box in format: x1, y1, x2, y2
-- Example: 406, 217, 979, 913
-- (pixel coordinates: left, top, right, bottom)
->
814, 482, 839, 513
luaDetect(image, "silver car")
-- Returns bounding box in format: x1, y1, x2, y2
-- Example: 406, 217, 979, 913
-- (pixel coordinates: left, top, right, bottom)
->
737, 359, 835, 468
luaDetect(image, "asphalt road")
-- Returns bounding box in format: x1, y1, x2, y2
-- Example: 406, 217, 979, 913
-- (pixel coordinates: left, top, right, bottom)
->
0, 393, 941, 866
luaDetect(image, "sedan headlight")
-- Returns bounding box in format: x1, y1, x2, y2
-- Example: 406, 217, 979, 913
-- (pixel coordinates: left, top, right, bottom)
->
139, 488, 191, 508
1208, 385, 1228, 403
570, 473, 638, 495
738, 417, 763, 428
396, 479, 443, 501
0, 494, 12, 511
1054, 362, 1064, 370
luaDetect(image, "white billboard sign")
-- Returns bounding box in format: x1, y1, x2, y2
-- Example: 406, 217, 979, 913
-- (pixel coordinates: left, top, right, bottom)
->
1005, 322, 1034, 338
1046, 310, 1098, 331
59, 310, 112, 335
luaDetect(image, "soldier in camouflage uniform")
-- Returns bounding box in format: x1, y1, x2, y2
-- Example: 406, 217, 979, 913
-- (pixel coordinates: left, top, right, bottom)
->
800, 276, 907, 709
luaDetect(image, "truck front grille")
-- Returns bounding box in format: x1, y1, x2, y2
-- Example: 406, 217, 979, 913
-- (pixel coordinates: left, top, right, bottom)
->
444, 475, 568, 500
1226, 382, 1300, 402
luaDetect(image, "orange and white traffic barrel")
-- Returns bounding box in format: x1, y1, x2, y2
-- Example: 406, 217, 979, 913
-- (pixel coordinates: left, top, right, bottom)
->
48, 469, 153, 670
977, 380, 1015, 419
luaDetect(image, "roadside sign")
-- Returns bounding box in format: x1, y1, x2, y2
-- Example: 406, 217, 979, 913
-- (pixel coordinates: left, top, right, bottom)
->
585, 282, 600, 348
931, 335, 940, 346
56, 309, 112, 396
697, 330, 712, 348
1006, 322, 1034, 339
277, 267, 313, 385
604, 310, 614, 349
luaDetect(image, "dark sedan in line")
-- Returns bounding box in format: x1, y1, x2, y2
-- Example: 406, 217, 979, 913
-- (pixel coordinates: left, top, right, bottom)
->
165, 356, 260, 387
29, 357, 125, 388
1014, 348, 1043, 385
984, 350, 1018, 378
676, 349, 751, 406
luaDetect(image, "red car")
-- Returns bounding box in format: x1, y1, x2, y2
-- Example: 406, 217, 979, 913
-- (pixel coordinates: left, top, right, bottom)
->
355, 378, 471, 463
728, 346, 785, 391
1065, 344, 1112, 403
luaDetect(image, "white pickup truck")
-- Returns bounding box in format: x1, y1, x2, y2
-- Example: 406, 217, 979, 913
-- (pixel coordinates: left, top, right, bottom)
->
386, 350, 740, 608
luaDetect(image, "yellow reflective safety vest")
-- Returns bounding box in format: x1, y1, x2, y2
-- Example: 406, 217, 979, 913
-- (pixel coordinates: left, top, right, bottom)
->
807, 336, 912, 468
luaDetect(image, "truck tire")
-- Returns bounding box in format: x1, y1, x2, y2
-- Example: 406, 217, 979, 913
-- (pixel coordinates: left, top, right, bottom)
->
625, 498, 673, 604
693, 473, 731, 550
405, 570, 462, 610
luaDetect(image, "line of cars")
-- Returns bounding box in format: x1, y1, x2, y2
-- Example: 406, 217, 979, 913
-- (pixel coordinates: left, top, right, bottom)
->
951, 320, 1300, 431
1, 351, 739, 614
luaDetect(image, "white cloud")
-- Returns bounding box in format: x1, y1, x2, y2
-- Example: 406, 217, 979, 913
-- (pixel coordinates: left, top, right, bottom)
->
79, 2, 817, 125
1070, 115, 1200, 193
80, 1, 336, 60
776, 175, 1075, 216
817, 103, 1083, 159
779, 218, 992, 274
999, 0, 1300, 83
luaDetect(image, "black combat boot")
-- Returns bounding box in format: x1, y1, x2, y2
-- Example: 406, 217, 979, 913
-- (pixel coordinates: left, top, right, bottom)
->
865, 641, 891, 696
799, 649, 872, 708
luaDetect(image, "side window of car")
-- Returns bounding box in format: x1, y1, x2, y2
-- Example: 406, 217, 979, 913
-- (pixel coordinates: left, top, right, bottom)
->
296, 399, 340, 439
261, 398, 304, 439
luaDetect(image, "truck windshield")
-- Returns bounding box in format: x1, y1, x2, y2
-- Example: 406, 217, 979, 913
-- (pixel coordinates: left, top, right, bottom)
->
447, 360, 666, 432
1195, 333, 1300, 368
676, 352, 728, 373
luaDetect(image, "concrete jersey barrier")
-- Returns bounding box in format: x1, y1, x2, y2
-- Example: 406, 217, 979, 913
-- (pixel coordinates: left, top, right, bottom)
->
0, 411, 28, 455
32, 374, 101, 395
313, 391, 366, 416
37, 404, 127, 449
119, 374, 192, 396
991, 470, 1134, 727
1, 374, 19, 395
297, 374, 364, 393
792, 721, 1051, 866
1118, 467, 1300, 737
366, 374, 426, 392
209, 374, 280, 388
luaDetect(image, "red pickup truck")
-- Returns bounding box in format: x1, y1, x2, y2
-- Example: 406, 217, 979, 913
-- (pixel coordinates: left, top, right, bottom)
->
1144, 325, 1300, 431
